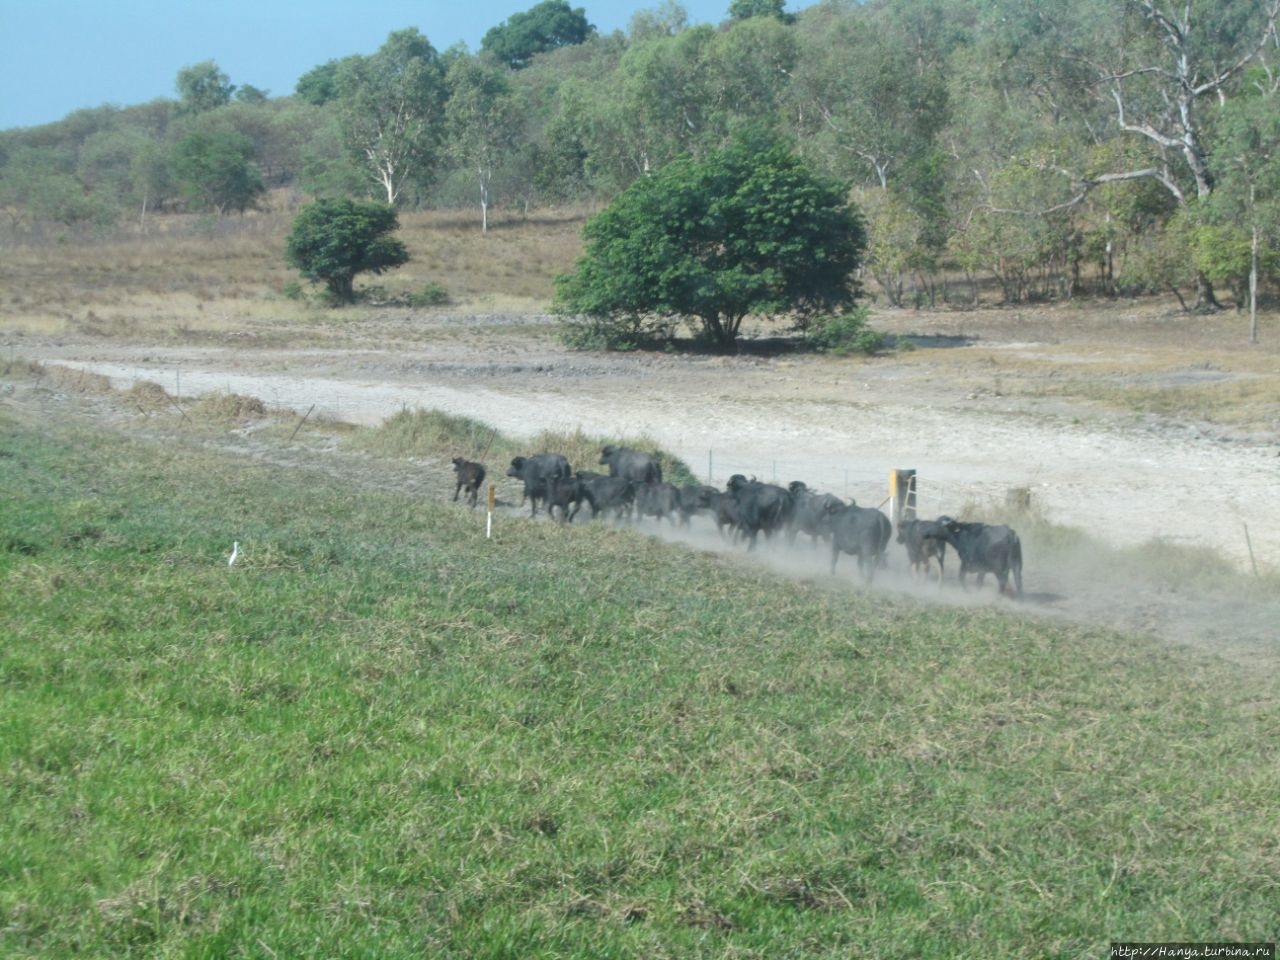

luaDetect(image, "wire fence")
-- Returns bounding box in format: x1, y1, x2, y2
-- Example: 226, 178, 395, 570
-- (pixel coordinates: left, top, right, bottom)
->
693, 449, 1028, 522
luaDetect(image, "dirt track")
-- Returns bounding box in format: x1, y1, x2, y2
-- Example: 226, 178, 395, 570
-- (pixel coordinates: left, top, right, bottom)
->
7, 305, 1280, 666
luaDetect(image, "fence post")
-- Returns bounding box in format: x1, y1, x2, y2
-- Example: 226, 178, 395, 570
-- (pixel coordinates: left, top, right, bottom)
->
890, 469, 917, 528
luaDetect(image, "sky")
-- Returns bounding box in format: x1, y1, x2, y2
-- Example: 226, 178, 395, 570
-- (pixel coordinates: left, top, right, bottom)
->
0, 0, 765, 131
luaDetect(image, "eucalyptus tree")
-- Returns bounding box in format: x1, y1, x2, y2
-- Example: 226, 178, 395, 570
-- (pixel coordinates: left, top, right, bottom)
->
702, 14, 798, 139
728, 0, 791, 23
0, 144, 115, 231
627, 0, 689, 41
510, 33, 629, 200
445, 56, 520, 231
170, 126, 265, 214
789, 2, 949, 191
1086, 0, 1280, 206
1199, 71, 1280, 337
295, 57, 359, 107
335, 28, 447, 205
175, 60, 235, 115
615, 25, 719, 173
788, 2, 951, 300
293, 109, 367, 199
76, 128, 166, 218
1024, 0, 1280, 307
234, 85, 269, 105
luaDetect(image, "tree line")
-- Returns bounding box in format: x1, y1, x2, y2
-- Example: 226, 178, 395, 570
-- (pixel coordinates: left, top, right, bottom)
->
2, 0, 1278, 314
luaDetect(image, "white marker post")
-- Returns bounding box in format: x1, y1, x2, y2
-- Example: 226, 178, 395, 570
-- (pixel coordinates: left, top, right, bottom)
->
486, 483, 496, 539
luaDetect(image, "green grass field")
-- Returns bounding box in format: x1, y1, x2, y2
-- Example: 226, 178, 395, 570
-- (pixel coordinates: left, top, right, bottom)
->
2, 398, 1279, 958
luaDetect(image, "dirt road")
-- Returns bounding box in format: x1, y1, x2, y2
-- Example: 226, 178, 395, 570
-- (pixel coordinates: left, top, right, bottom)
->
9, 308, 1280, 664
19, 318, 1279, 567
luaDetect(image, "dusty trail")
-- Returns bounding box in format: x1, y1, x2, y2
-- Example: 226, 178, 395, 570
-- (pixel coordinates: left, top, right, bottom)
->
33, 343, 1279, 569
10, 314, 1280, 667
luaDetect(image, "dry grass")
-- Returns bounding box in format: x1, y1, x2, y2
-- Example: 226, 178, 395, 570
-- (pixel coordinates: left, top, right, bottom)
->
0, 205, 588, 348
43, 365, 115, 395
395, 207, 589, 304
3, 204, 1277, 433
124, 380, 172, 412
871, 299, 1280, 429
189, 392, 269, 423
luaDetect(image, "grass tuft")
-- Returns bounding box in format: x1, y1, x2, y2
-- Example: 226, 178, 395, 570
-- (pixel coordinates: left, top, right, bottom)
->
124, 379, 172, 411
189, 392, 269, 423
364, 407, 504, 460
44, 364, 115, 395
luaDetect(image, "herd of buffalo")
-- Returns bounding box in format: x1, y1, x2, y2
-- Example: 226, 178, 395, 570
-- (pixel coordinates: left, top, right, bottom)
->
451, 444, 1024, 598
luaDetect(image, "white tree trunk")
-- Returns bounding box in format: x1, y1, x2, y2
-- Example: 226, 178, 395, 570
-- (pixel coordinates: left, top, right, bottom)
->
1250, 222, 1259, 344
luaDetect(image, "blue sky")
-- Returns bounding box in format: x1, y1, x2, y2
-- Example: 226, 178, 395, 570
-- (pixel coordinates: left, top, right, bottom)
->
0, 0, 769, 131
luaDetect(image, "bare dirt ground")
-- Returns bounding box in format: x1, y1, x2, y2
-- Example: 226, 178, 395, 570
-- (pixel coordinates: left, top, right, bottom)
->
5, 301, 1280, 667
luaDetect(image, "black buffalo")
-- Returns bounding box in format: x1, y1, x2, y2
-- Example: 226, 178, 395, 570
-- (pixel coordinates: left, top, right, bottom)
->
695, 488, 743, 541
896, 518, 947, 582
545, 475, 589, 523
787, 481, 844, 545
726, 474, 794, 550
573, 472, 634, 522
937, 517, 1023, 597
450, 457, 486, 510
676, 484, 719, 527
635, 481, 680, 525
506, 453, 572, 518
599, 445, 663, 485
829, 503, 892, 582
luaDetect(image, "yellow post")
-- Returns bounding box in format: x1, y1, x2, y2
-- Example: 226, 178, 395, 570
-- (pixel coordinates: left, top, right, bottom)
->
889, 469, 917, 527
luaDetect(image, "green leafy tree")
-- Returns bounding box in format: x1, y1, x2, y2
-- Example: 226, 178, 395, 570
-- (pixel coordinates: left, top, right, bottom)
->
176, 60, 235, 115
1022, 0, 1280, 308
790, 3, 949, 191
234, 84, 269, 104
481, 0, 595, 70
77, 129, 149, 206
628, 1, 689, 41
1198, 74, 1280, 337
501, 37, 628, 203
293, 109, 367, 198
170, 128, 265, 214
703, 15, 797, 138
295, 58, 357, 106
336, 29, 447, 204
728, 0, 792, 24
554, 134, 866, 350
858, 187, 930, 307
284, 198, 410, 302
445, 56, 520, 231
0, 145, 116, 230
615, 25, 718, 173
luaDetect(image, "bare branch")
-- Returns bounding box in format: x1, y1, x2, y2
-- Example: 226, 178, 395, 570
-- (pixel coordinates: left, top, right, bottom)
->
984, 166, 1186, 217
1190, 0, 1280, 97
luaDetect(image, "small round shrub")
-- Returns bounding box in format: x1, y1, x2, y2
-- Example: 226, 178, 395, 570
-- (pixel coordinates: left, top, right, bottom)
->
410, 282, 450, 307
809, 308, 884, 356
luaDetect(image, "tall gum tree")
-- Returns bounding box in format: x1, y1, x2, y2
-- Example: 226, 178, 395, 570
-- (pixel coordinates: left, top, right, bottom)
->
337, 29, 447, 205
1059, 0, 1280, 307
445, 57, 519, 232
